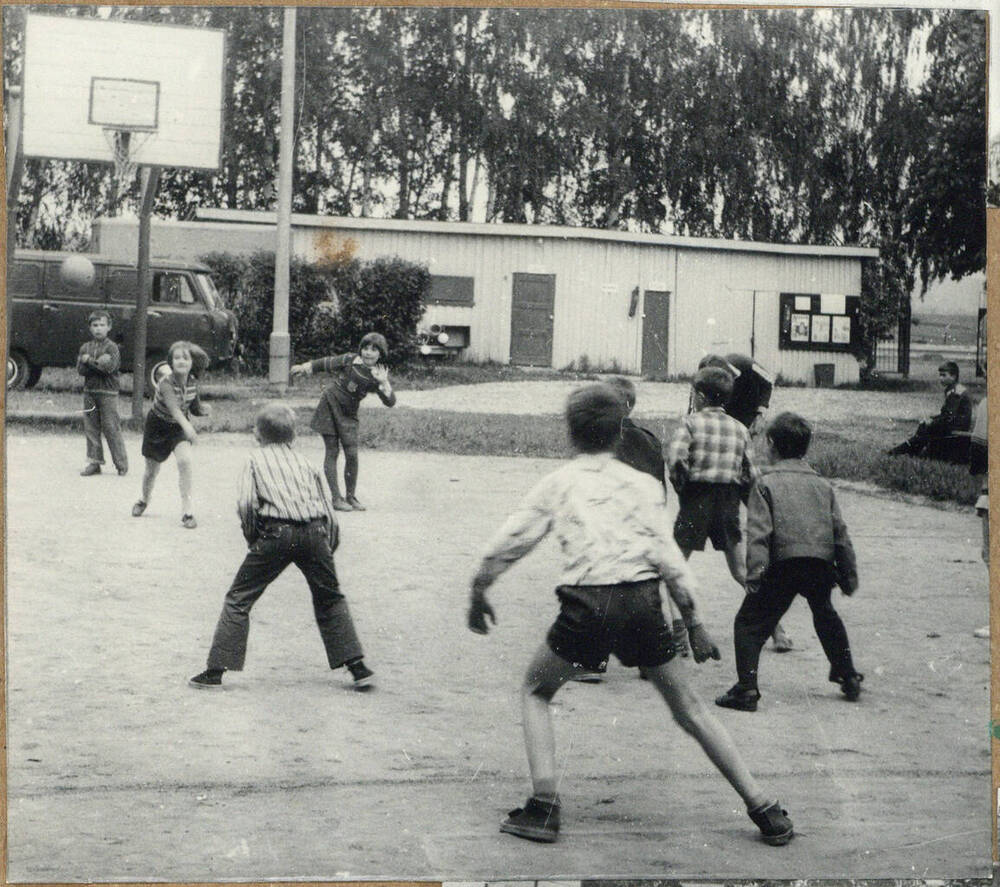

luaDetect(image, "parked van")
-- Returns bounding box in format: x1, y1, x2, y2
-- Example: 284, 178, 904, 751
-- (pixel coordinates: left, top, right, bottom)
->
7, 250, 239, 389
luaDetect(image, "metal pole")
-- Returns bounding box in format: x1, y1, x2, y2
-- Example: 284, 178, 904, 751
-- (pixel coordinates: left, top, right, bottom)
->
269, 5, 296, 391
5, 85, 23, 301
132, 165, 161, 421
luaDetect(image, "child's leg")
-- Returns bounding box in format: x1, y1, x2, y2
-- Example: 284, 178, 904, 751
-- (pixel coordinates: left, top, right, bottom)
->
173, 441, 194, 515
520, 642, 585, 800
321, 434, 343, 500
801, 583, 857, 681
732, 583, 796, 690
97, 393, 128, 473
643, 656, 768, 808
723, 540, 746, 586
140, 457, 161, 502
343, 442, 360, 498
296, 522, 364, 668
82, 393, 105, 466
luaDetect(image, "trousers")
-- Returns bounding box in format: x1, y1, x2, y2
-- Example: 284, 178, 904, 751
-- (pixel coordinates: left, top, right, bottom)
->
83, 392, 128, 471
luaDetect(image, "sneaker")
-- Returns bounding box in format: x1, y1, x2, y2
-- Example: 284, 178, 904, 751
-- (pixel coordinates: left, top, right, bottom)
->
332, 496, 354, 512
80, 463, 101, 477
571, 671, 604, 683
117, 467, 128, 476
347, 660, 375, 689
181, 514, 198, 529
715, 685, 760, 712
131, 500, 147, 517
188, 669, 223, 689
345, 494, 366, 512
500, 797, 560, 843
671, 619, 691, 658
748, 799, 794, 846
840, 672, 864, 702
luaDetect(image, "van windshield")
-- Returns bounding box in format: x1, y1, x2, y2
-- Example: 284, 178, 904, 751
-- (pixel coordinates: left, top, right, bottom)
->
195, 273, 220, 310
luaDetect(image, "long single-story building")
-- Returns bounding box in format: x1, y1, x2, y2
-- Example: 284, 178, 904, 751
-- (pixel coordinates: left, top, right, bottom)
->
92, 210, 879, 385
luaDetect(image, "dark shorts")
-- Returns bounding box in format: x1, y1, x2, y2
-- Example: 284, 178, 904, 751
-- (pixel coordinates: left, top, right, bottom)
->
546, 579, 675, 670
310, 392, 360, 449
141, 411, 187, 463
673, 481, 742, 551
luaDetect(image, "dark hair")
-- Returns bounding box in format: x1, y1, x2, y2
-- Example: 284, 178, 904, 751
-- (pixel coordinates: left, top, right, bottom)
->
606, 375, 637, 411
767, 411, 812, 458
167, 340, 210, 376
938, 360, 960, 380
88, 310, 111, 325
359, 332, 389, 361
255, 403, 296, 445
697, 353, 735, 376
693, 366, 733, 406
565, 383, 628, 453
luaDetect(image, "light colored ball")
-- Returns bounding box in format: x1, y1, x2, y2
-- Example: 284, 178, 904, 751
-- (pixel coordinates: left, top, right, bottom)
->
59, 255, 96, 288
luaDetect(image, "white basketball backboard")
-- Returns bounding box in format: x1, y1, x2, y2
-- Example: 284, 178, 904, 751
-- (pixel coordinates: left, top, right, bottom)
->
22, 13, 225, 170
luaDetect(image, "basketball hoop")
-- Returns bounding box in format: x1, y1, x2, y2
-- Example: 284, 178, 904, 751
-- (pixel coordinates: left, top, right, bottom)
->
102, 127, 152, 201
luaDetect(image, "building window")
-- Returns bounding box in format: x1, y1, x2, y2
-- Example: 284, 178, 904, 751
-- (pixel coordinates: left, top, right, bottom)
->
779, 292, 860, 352
428, 275, 474, 306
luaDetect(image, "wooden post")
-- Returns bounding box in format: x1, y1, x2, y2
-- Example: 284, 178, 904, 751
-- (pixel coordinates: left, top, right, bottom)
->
131, 164, 162, 421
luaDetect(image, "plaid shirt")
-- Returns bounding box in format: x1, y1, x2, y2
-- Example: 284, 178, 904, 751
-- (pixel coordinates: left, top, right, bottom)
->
668, 406, 757, 489
476, 452, 696, 593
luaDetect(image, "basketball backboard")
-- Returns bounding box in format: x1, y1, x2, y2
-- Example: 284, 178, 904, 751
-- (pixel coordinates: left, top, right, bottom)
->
21, 13, 225, 170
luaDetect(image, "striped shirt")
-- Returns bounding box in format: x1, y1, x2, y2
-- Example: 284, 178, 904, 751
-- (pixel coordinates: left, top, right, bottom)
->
236, 444, 338, 546
477, 452, 696, 593
150, 373, 205, 423
668, 406, 757, 488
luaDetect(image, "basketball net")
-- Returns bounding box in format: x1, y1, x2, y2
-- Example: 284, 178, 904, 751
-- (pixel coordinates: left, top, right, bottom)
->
103, 128, 152, 202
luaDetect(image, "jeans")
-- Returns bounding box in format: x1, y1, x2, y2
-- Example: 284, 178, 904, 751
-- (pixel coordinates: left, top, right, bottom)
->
206, 518, 362, 671
83, 392, 128, 471
734, 557, 856, 691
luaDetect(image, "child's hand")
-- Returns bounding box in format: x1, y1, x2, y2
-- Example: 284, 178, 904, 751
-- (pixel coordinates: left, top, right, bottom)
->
371, 365, 389, 385
688, 624, 721, 663
290, 363, 312, 377
468, 589, 497, 635
96, 354, 113, 370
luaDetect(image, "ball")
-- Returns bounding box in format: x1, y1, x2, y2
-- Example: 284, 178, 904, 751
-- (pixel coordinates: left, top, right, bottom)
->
59, 255, 96, 289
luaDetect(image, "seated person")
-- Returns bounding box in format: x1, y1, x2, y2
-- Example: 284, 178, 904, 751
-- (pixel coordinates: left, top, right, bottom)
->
887, 361, 972, 462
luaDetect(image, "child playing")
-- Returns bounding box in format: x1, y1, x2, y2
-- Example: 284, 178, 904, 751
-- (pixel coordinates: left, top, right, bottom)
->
77, 310, 128, 477
188, 403, 374, 690
290, 332, 396, 512
467, 383, 794, 847
131, 340, 212, 529
715, 412, 863, 712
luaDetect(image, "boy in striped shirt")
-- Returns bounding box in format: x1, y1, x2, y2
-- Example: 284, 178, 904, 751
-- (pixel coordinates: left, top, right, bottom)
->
189, 403, 374, 690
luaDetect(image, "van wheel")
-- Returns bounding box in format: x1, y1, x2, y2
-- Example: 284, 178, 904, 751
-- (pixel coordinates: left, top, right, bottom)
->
6, 351, 32, 390
25, 364, 43, 389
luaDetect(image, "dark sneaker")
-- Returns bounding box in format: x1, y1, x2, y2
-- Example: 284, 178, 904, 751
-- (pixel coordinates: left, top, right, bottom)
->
188, 669, 223, 689
840, 672, 864, 702
671, 619, 691, 658
571, 671, 604, 683
117, 467, 128, 476
131, 500, 147, 517
181, 514, 198, 529
348, 660, 374, 689
500, 797, 560, 843
748, 799, 794, 846
345, 495, 366, 512
715, 685, 760, 712
332, 496, 354, 512
80, 463, 101, 477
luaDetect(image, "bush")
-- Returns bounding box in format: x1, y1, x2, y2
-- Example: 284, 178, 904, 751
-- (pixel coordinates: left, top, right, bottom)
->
198, 251, 430, 372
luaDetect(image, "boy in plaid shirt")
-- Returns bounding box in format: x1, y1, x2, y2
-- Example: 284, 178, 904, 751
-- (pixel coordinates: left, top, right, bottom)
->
668, 367, 757, 590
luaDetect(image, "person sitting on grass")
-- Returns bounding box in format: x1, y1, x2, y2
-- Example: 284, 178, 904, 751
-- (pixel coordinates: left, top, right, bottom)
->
188, 403, 374, 691
887, 360, 972, 462
290, 332, 396, 512
467, 382, 794, 848
716, 412, 863, 713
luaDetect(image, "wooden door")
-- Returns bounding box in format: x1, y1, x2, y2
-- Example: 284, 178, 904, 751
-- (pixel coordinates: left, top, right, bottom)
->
510, 273, 555, 366
641, 289, 670, 376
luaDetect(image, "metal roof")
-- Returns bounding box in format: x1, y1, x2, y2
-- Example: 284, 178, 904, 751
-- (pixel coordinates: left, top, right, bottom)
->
15, 248, 211, 272
191, 207, 880, 260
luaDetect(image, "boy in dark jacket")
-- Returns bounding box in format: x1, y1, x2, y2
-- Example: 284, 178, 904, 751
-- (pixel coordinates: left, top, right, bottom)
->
716, 412, 863, 712
887, 360, 972, 462
77, 310, 128, 476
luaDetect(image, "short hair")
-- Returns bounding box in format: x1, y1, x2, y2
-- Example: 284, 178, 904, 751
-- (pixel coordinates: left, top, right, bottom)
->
167, 340, 210, 376
693, 366, 733, 406
255, 403, 296, 445
938, 360, 960, 379
565, 383, 628, 453
767, 411, 812, 458
605, 375, 637, 411
88, 310, 111, 325
697, 353, 735, 376
359, 332, 389, 361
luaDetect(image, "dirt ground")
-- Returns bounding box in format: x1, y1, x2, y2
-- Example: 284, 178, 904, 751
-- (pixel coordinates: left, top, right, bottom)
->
4, 428, 992, 882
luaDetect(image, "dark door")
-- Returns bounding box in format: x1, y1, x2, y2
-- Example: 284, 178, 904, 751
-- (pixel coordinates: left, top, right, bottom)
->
640, 289, 670, 376
510, 273, 555, 366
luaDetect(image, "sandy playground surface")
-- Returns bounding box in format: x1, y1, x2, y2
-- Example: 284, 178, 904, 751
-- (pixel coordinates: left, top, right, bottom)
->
3, 424, 993, 881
